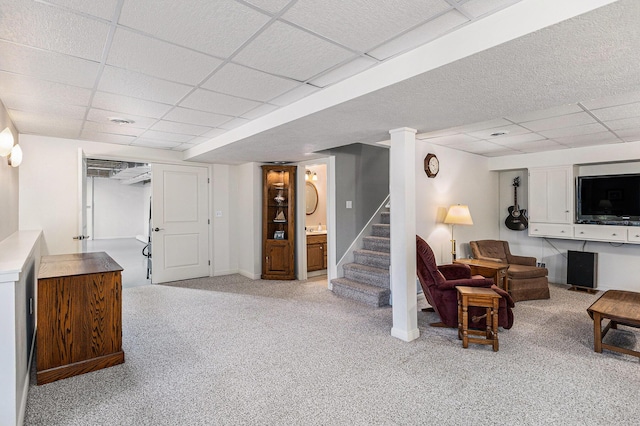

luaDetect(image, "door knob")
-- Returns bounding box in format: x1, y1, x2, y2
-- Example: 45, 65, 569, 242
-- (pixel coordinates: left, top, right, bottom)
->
153, 227, 164, 232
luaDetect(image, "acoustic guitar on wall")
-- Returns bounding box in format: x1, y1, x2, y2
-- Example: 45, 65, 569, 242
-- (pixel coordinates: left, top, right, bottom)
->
505, 176, 528, 230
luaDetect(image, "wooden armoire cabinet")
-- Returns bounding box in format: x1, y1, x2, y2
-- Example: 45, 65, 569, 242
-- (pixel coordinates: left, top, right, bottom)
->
262, 165, 296, 279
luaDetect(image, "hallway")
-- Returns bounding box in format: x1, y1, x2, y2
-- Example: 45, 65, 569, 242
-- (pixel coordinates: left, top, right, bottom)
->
86, 238, 150, 288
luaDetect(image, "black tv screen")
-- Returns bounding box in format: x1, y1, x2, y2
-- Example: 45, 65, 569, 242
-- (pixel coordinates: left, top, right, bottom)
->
577, 174, 640, 223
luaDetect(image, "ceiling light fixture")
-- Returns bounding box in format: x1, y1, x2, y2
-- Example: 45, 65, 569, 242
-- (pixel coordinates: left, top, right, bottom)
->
109, 118, 135, 125
489, 131, 509, 137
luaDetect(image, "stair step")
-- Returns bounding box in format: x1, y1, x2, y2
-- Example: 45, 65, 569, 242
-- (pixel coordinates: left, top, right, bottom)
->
354, 249, 390, 269
343, 263, 389, 288
380, 211, 390, 224
372, 223, 390, 238
331, 278, 390, 307
363, 236, 390, 253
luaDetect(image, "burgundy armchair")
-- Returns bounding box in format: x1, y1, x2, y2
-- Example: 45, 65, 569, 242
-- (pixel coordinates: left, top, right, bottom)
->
417, 235, 514, 329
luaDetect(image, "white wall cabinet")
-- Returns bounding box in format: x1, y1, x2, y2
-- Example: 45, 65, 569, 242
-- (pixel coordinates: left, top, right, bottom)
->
528, 166, 574, 224
528, 165, 640, 244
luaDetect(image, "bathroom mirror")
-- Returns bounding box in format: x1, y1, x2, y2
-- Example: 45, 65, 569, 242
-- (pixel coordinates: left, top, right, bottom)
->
305, 181, 318, 215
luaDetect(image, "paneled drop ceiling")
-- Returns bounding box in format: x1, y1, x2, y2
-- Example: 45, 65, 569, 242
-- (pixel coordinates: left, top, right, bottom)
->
1, 0, 638, 163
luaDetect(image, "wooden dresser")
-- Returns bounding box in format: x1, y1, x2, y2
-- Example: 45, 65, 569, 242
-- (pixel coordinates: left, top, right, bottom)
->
36, 252, 124, 385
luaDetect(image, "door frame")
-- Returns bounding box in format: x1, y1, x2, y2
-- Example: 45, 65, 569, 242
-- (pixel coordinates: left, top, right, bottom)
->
295, 157, 336, 287
79, 155, 213, 280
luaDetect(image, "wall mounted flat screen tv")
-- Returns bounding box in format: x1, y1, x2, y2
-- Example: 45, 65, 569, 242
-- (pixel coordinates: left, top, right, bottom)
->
577, 174, 640, 224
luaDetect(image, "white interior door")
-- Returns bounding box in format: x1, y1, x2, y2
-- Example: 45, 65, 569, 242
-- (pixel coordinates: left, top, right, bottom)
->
76, 148, 88, 252
151, 163, 209, 283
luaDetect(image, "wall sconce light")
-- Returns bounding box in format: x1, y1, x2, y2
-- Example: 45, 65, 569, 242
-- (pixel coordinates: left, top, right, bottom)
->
0, 127, 22, 167
305, 170, 318, 181
444, 204, 473, 261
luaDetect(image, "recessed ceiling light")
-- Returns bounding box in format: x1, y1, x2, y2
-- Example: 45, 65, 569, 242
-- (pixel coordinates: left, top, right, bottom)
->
109, 117, 135, 125
489, 130, 509, 137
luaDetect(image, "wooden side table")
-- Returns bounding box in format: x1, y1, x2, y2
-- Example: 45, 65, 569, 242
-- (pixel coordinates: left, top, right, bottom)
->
454, 258, 509, 291
587, 290, 640, 359
456, 286, 501, 352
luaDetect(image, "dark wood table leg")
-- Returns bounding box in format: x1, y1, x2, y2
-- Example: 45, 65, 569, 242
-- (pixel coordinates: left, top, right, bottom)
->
492, 298, 499, 352
593, 312, 602, 353
462, 296, 469, 349
458, 295, 462, 340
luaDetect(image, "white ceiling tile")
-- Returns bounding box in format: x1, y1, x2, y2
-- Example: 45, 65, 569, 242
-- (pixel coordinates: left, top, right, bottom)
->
80, 131, 136, 145
9, 109, 83, 135
171, 143, 196, 152
447, 139, 506, 152
538, 123, 609, 139
461, 0, 522, 19
0, 72, 92, 106
119, 0, 270, 58
552, 131, 619, 146
448, 118, 513, 134
581, 90, 640, 110
107, 29, 223, 85
164, 107, 232, 127
590, 102, 640, 122
270, 84, 319, 106
243, 0, 292, 14
98, 66, 193, 104
149, 120, 211, 136
467, 124, 530, 139
521, 112, 596, 132
86, 109, 157, 129
505, 103, 583, 123
180, 89, 261, 116
482, 148, 523, 157
233, 21, 354, 81
14, 124, 80, 139
605, 116, 640, 131
132, 139, 182, 149
368, 10, 468, 60
616, 128, 640, 143
218, 117, 250, 130
0, 41, 100, 88
424, 134, 479, 145
241, 103, 280, 120
1, 96, 87, 120
45, 0, 119, 20
518, 141, 567, 153
140, 130, 194, 143
91, 92, 173, 118
202, 63, 299, 102
0, 0, 109, 61
83, 120, 146, 137
202, 129, 227, 139
309, 56, 378, 88
489, 132, 546, 145
416, 128, 463, 139
283, 0, 451, 52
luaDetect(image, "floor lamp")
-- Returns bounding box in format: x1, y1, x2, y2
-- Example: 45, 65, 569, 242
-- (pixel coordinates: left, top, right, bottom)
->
444, 204, 473, 261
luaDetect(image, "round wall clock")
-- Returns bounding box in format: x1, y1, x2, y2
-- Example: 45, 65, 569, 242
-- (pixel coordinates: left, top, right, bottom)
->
424, 153, 439, 178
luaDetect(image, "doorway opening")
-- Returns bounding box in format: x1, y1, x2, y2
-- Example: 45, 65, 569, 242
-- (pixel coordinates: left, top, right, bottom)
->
85, 158, 151, 288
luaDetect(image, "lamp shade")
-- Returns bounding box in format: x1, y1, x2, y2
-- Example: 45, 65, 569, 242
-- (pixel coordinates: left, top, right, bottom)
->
0, 127, 13, 157
444, 204, 473, 225
9, 144, 22, 167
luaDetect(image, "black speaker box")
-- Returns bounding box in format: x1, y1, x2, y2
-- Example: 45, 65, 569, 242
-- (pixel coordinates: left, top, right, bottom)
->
567, 250, 597, 289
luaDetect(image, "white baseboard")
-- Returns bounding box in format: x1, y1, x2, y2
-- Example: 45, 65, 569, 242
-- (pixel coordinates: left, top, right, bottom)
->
238, 270, 260, 280
391, 327, 420, 342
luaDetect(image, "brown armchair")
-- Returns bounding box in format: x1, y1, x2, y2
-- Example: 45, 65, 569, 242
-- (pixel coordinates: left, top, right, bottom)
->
417, 235, 514, 329
470, 240, 550, 302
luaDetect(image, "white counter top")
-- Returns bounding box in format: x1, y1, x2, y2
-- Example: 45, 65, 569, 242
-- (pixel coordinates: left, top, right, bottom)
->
0, 230, 42, 282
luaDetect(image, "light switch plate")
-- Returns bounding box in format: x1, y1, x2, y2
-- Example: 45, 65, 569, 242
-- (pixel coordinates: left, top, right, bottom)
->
346, 201, 352, 209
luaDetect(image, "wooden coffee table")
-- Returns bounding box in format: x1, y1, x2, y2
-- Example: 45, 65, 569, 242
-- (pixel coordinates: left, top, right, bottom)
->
454, 258, 509, 291
456, 286, 501, 352
587, 290, 640, 359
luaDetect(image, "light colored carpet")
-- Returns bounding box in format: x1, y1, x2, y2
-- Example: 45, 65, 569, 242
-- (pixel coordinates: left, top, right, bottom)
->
24, 276, 640, 425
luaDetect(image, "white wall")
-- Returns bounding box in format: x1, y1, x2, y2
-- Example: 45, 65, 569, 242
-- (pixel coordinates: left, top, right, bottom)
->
18, 135, 236, 282
92, 178, 148, 239
415, 141, 500, 265
211, 164, 238, 276
235, 162, 262, 279
0, 102, 18, 242
493, 144, 640, 292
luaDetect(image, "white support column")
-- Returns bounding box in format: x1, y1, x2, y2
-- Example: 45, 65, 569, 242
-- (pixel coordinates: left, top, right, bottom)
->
389, 127, 419, 342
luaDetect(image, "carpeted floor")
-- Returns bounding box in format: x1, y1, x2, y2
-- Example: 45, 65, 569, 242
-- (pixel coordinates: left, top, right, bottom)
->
24, 276, 640, 425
